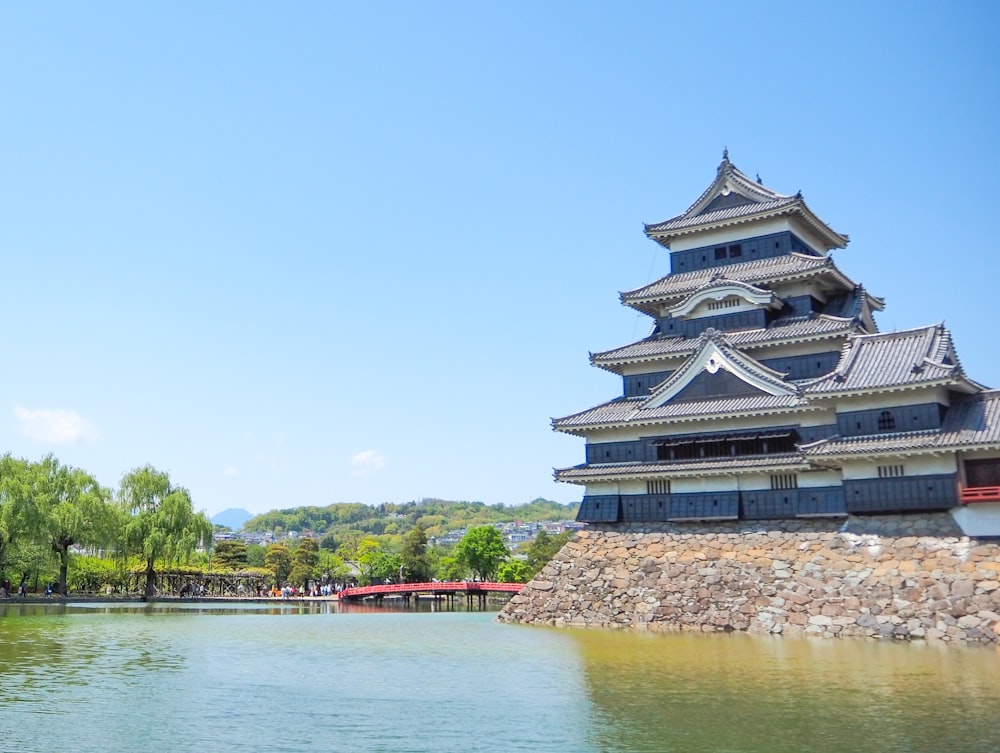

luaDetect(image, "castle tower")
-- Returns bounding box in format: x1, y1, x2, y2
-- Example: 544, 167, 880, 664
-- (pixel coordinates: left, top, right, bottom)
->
554, 154, 1000, 535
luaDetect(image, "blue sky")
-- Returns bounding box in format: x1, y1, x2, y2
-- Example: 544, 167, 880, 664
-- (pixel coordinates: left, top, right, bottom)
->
1, 3, 997, 517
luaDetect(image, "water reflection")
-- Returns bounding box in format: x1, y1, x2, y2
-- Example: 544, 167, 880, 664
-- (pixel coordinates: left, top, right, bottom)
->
1, 603, 997, 753
566, 629, 1000, 753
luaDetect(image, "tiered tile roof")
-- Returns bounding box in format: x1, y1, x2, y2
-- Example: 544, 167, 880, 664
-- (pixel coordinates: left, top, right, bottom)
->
803, 391, 1000, 458
621, 253, 856, 316
643, 154, 849, 250
803, 324, 979, 397
591, 314, 863, 372
556, 453, 810, 481
553, 393, 807, 433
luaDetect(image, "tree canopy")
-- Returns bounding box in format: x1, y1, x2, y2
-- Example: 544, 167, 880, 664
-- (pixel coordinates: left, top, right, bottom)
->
454, 525, 510, 581
119, 465, 212, 598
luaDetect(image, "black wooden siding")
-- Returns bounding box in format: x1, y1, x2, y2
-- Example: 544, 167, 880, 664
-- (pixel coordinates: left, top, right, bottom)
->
758, 351, 841, 380
671, 368, 768, 402
657, 295, 822, 339
836, 403, 946, 437
577, 478, 956, 523
577, 495, 621, 522
659, 308, 766, 338
741, 486, 845, 519
843, 474, 957, 513
586, 441, 645, 464
585, 424, 838, 465
620, 351, 838, 398
796, 424, 839, 444
623, 370, 674, 397
669, 231, 815, 274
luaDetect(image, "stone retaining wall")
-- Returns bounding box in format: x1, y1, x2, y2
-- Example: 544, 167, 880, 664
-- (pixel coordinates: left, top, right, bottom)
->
497, 514, 1000, 643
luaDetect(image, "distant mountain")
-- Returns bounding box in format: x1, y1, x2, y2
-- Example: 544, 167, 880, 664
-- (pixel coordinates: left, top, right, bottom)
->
211, 508, 253, 530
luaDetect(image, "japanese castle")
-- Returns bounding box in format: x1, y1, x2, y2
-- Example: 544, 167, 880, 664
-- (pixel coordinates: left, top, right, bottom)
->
555, 152, 1000, 536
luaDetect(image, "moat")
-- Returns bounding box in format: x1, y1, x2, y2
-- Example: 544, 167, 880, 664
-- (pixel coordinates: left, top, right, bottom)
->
2, 602, 997, 753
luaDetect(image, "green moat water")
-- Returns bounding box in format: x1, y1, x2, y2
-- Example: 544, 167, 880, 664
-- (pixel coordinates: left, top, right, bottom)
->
1, 601, 997, 753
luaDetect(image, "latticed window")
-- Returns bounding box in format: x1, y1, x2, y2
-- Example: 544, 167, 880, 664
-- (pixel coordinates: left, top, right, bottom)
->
877, 464, 905, 478
707, 297, 740, 311
770, 474, 798, 490
877, 410, 897, 431
647, 480, 671, 495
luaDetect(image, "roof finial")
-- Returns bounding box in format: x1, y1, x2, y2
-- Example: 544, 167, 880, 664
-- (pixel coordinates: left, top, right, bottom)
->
756, 173, 762, 184
722, 146, 729, 161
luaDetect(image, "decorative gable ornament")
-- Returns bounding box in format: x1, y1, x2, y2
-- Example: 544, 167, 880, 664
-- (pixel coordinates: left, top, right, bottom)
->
643, 329, 798, 409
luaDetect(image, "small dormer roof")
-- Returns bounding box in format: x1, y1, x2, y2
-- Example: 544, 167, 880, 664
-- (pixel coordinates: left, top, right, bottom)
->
644, 152, 849, 251
801, 324, 980, 396
621, 251, 856, 317
643, 328, 798, 409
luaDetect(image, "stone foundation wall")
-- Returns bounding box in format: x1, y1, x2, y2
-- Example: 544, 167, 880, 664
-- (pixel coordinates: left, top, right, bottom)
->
497, 514, 1000, 643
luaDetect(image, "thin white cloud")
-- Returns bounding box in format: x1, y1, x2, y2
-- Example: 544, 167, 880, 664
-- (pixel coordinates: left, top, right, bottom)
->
14, 404, 100, 444
350, 449, 386, 477
223, 465, 239, 477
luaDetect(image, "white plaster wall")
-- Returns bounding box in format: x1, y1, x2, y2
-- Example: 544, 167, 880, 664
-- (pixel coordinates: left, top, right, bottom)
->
834, 388, 951, 412
798, 469, 842, 487
670, 218, 791, 252
951, 504, 1000, 536
672, 476, 739, 493
840, 455, 957, 480
584, 482, 619, 496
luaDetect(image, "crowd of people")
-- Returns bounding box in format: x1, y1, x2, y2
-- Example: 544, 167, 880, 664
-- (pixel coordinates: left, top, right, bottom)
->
1, 578, 31, 598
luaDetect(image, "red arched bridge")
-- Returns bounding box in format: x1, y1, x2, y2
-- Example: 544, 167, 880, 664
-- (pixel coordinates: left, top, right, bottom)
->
338, 580, 524, 605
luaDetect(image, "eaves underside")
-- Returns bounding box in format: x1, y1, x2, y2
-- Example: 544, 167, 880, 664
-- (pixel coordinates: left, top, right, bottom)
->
554, 401, 824, 435
555, 453, 811, 481
646, 202, 848, 250
592, 321, 857, 373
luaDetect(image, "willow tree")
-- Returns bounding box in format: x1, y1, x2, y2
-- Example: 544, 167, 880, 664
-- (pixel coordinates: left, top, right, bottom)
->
118, 465, 212, 599
0, 454, 44, 581
34, 455, 117, 595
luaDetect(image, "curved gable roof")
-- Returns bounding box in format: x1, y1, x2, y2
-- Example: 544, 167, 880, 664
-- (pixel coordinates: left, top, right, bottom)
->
802, 324, 976, 396
644, 154, 849, 250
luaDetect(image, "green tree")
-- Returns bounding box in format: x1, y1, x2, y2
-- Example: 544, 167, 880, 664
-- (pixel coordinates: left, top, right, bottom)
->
264, 543, 292, 586
368, 550, 403, 584
454, 526, 509, 581
317, 549, 351, 584
356, 537, 383, 585
0, 454, 43, 581
522, 530, 572, 575
118, 465, 213, 599
289, 537, 319, 587
246, 543, 267, 568
33, 455, 117, 595
435, 554, 465, 582
495, 559, 533, 584
400, 523, 432, 582
212, 539, 249, 571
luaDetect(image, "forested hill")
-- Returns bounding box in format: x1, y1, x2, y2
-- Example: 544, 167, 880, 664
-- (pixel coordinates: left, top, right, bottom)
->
242, 498, 578, 539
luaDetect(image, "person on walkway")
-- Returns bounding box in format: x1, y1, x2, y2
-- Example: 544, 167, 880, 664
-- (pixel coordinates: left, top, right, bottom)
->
19, 579, 27, 597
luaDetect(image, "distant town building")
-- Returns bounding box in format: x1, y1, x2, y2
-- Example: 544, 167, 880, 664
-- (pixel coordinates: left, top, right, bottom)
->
555, 153, 1000, 536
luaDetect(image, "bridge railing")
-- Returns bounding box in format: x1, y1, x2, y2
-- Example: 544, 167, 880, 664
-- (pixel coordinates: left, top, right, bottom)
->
338, 581, 524, 600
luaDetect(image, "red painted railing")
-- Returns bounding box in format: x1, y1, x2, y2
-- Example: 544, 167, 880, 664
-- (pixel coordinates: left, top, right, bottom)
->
338, 581, 524, 601
960, 486, 1000, 504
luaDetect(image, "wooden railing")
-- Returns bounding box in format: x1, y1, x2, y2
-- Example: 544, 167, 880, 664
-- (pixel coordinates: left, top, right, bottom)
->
338, 581, 524, 601
960, 486, 1000, 504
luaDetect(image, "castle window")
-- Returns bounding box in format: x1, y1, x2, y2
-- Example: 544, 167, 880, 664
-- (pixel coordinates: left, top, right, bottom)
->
707, 297, 740, 311
877, 464, 905, 478
728, 244, 742, 258
647, 480, 671, 495
715, 247, 727, 260
770, 474, 798, 490
877, 410, 896, 431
